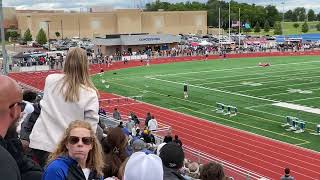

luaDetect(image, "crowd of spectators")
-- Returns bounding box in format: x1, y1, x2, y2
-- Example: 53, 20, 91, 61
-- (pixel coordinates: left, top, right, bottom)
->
0, 47, 295, 180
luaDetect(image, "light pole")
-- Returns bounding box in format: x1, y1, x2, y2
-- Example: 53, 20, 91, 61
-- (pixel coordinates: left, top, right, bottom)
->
228, 0, 231, 42
0, 0, 8, 75
60, 19, 63, 39
281, 1, 285, 35
44, 20, 51, 51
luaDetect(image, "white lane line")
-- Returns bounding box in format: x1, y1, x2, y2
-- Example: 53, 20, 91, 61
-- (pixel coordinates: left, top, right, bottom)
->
146, 76, 278, 103
289, 96, 320, 102
191, 66, 320, 85
262, 87, 320, 98
238, 81, 320, 93
151, 60, 320, 77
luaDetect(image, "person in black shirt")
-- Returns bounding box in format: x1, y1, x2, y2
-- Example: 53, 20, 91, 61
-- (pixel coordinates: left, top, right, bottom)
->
174, 135, 183, 147
183, 82, 188, 99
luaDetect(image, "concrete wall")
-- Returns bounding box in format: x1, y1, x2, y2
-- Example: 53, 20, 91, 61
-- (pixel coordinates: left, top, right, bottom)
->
16, 9, 207, 39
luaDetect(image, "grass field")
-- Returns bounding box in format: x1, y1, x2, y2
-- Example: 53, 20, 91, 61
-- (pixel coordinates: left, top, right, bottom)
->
92, 56, 320, 152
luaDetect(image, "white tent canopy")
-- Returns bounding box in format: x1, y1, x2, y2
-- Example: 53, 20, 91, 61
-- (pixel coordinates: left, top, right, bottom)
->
199, 40, 213, 46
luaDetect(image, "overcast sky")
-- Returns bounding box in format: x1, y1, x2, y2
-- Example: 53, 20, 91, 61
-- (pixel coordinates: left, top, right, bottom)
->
3, 0, 320, 13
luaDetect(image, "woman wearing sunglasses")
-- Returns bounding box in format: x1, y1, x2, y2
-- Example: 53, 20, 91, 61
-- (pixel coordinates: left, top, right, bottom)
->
43, 120, 104, 180
29, 47, 100, 167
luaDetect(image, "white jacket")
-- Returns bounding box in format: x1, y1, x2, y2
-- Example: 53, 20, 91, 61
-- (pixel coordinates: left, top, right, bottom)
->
148, 118, 158, 131
29, 74, 99, 152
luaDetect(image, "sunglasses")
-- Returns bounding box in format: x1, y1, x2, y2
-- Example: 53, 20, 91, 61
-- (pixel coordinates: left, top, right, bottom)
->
9, 101, 26, 112
68, 136, 93, 145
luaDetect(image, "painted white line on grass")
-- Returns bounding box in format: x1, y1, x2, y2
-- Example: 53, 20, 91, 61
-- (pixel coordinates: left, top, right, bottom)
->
193, 67, 320, 85
216, 75, 320, 89
238, 81, 319, 93
245, 107, 318, 126
146, 76, 278, 103
289, 96, 320, 102
273, 102, 320, 115
262, 87, 320, 98
151, 60, 320, 78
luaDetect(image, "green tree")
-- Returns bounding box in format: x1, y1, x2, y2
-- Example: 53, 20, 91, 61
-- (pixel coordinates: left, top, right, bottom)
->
5, 31, 19, 41
293, 7, 306, 21
317, 12, 320, 21
36, 28, 47, 45
307, 9, 316, 21
301, 21, 309, 33
273, 22, 282, 35
265, 5, 280, 27
284, 10, 294, 21
316, 23, 320, 31
23, 28, 32, 42
293, 23, 300, 28
254, 22, 261, 32
264, 20, 270, 32
55, 32, 60, 39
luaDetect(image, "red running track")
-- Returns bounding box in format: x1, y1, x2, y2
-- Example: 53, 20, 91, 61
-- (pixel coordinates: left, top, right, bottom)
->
10, 51, 320, 179
99, 93, 320, 179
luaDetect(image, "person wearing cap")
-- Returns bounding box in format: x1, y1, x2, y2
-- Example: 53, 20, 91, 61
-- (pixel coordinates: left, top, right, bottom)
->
124, 152, 163, 180
132, 139, 154, 154
159, 142, 185, 180
280, 167, 294, 180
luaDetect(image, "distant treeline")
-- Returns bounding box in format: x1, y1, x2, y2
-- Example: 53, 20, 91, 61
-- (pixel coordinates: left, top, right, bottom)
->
145, 0, 320, 29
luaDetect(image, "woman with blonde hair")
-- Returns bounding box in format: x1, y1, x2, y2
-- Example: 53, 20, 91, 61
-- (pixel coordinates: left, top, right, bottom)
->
43, 120, 104, 180
29, 47, 100, 167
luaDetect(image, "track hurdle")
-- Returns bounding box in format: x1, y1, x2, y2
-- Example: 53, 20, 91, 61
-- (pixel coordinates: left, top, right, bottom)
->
225, 106, 238, 117
282, 116, 293, 127
294, 120, 305, 133
310, 124, 320, 135
216, 103, 226, 113
215, 103, 238, 116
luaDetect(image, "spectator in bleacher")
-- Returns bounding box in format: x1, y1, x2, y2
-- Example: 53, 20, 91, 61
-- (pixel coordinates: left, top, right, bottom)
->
18, 90, 39, 151
123, 152, 163, 180
148, 115, 158, 131
113, 108, 121, 120
22, 90, 38, 103
159, 142, 185, 180
126, 116, 135, 135
145, 112, 152, 127
200, 162, 225, 180
17, 90, 37, 135
132, 139, 154, 154
142, 129, 155, 144
130, 112, 140, 125
0, 75, 23, 180
118, 121, 124, 128
43, 120, 104, 180
132, 128, 141, 141
29, 47, 100, 168
101, 127, 128, 179
163, 129, 173, 143
98, 107, 106, 116
174, 135, 183, 147
0, 75, 42, 180
187, 162, 200, 179
280, 167, 295, 180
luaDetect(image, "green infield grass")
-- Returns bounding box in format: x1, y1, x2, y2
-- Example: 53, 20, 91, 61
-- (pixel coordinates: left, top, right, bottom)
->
93, 55, 320, 152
